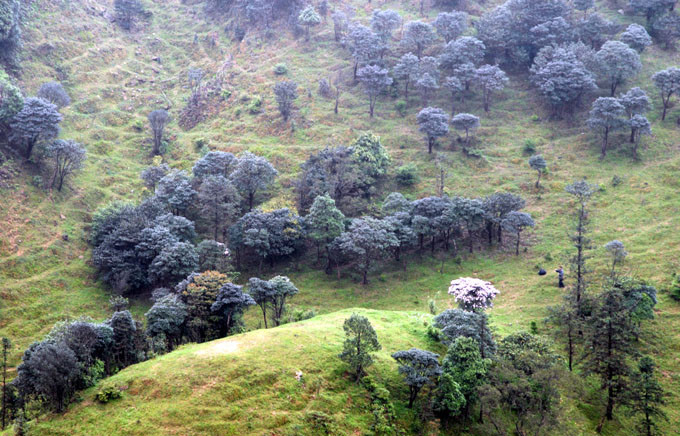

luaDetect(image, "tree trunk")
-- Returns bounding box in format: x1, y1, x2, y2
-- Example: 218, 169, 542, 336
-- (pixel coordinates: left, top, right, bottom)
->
601, 128, 609, 158
515, 232, 520, 255
428, 137, 433, 154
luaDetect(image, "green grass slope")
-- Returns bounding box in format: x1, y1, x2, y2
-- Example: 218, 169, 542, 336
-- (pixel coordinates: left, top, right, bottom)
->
0, 0, 679, 433
27, 309, 439, 436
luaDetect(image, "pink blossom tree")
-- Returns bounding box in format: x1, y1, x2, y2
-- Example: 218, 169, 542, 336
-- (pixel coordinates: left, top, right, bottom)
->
448, 277, 500, 357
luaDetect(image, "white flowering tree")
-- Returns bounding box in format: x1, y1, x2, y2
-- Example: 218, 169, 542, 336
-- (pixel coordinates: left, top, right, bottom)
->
447, 277, 500, 357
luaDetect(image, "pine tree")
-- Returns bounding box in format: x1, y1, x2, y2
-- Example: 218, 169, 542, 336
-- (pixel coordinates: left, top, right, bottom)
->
339, 314, 381, 381
629, 356, 668, 436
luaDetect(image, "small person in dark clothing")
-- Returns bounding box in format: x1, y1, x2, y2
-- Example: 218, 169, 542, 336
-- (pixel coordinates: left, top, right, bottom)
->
555, 266, 565, 288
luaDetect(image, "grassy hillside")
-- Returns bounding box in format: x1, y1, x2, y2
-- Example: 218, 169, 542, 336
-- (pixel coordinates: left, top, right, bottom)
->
26, 309, 439, 436
0, 0, 679, 433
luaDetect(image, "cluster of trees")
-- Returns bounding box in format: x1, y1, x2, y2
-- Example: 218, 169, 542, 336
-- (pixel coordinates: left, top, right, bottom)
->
92, 149, 277, 294
0, 76, 86, 191
0, 0, 22, 71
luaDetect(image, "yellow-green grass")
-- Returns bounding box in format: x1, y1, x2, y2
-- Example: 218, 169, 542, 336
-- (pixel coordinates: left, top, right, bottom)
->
0, 0, 679, 433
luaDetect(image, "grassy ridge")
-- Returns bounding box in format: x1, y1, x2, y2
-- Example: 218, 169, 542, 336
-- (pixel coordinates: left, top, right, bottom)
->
0, 0, 678, 433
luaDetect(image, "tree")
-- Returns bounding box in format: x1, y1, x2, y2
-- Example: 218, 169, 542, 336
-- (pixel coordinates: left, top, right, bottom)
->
417, 107, 449, 154
652, 67, 680, 120
18, 342, 80, 412
210, 283, 255, 336
583, 283, 637, 427
391, 348, 441, 408
433, 309, 496, 356
155, 170, 196, 215
0, 69, 22, 129
630, 115, 652, 159
192, 151, 236, 180
620, 87, 652, 143
339, 313, 381, 381
629, 357, 668, 436
196, 239, 232, 273
438, 37, 485, 71
604, 240, 628, 276
306, 194, 345, 273
651, 12, 680, 49
450, 113, 480, 144
530, 43, 598, 117
177, 271, 228, 342
475, 65, 508, 112
141, 162, 169, 190
248, 277, 275, 328
565, 180, 597, 310
114, 0, 144, 30
37, 82, 70, 109
229, 151, 277, 211
357, 65, 392, 118
1, 337, 9, 429
433, 11, 468, 43
401, 21, 436, 59
436, 337, 488, 420
482, 192, 526, 245
273, 80, 298, 122
574, 0, 595, 15
145, 295, 188, 351
448, 278, 500, 358
587, 97, 627, 158
621, 24, 653, 52
371, 9, 401, 46
393, 53, 419, 100
198, 176, 241, 241
351, 132, 390, 178
594, 41, 642, 96
444, 76, 464, 114
148, 109, 169, 156
501, 211, 535, 255
528, 154, 546, 188
331, 10, 348, 42
43, 139, 86, 192
0, 0, 21, 71
268, 275, 299, 326
628, 0, 677, 24
148, 242, 199, 286
578, 13, 617, 49
298, 6, 321, 41
10, 97, 62, 160
334, 217, 398, 285
415, 73, 439, 107
108, 310, 139, 368
347, 25, 382, 79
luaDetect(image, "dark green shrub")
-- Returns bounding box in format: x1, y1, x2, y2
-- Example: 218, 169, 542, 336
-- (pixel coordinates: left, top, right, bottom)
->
95, 382, 123, 403
395, 164, 418, 186
395, 100, 407, 116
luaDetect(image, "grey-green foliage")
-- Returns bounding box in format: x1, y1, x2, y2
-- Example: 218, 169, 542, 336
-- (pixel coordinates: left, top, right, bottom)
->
339, 313, 381, 381
10, 97, 62, 160
652, 66, 680, 120
192, 151, 236, 180
346, 25, 382, 78
306, 194, 345, 273
433, 11, 468, 43
433, 309, 496, 355
587, 97, 627, 158
196, 239, 232, 273
528, 154, 546, 188
154, 170, 196, 215
0, 68, 22, 124
229, 151, 277, 211
210, 283, 255, 335
530, 43, 597, 116
357, 65, 392, 118
148, 109, 169, 156
628, 0, 677, 23
620, 23, 653, 52
298, 6, 321, 41
198, 175, 241, 240
37, 82, 70, 109
145, 294, 187, 350
594, 41, 641, 96
651, 12, 680, 49
370, 9, 401, 44
141, 163, 169, 190
577, 13, 617, 50
417, 107, 449, 154
114, 0, 145, 30
401, 21, 436, 59
334, 217, 398, 285
382, 192, 411, 215
0, 0, 21, 70
475, 64, 508, 112
148, 241, 199, 286
391, 348, 442, 408
273, 80, 298, 121
45, 139, 86, 192
438, 37, 485, 71
393, 52, 419, 99
501, 211, 535, 255
574, 0, 594, 13
450, 113, 480, 143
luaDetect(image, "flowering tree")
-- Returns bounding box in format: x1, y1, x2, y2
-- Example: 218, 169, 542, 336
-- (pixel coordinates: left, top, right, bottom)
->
447, 277, 500, 357
448, 278, 500, 311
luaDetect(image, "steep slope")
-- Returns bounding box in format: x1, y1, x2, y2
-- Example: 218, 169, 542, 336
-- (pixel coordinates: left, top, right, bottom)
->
27, 309, 439, 436
0, 0, 679, 432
